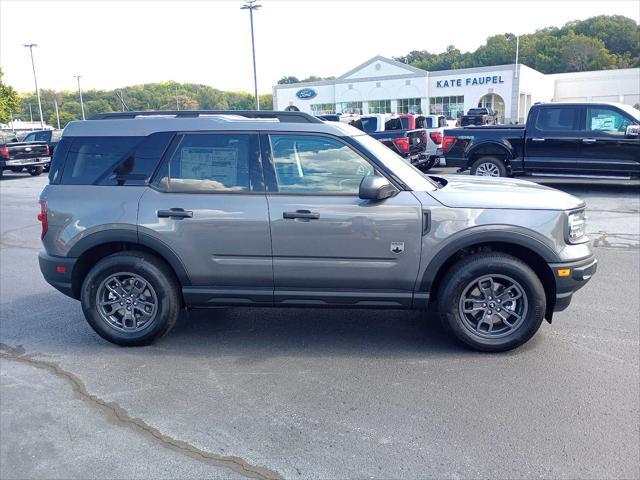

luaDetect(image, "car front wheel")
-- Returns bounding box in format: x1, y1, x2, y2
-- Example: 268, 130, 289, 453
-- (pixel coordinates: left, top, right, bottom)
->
81, 251, 181, 346
29, 166, 44, 176
438, 253, 546, 352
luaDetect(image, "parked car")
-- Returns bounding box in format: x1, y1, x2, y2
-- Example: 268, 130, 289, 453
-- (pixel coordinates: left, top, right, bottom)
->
39, 109, 596, 352
21, 129, 63, 155
399, 114, 447, 170
460, 107, 498, 126
443, 102, 640, 178
0, 139, 51, 178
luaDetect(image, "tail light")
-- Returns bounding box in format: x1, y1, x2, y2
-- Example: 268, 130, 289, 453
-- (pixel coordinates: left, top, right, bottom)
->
44, 145, 51, 155
0, 146, 9, 159
37, 200, 48, 239
393, 137, 410, 155
442, 135, 456, 153
429, 132, 442, 145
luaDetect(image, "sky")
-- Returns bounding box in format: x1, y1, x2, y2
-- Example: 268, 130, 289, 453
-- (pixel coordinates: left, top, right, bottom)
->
1, 0, 639, 94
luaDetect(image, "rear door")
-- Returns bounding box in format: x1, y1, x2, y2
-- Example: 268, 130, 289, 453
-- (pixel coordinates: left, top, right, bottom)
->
263, 133, 423, 307
577, 106, 640, 176
525, 105, 583, 172
138, 132, 273, 305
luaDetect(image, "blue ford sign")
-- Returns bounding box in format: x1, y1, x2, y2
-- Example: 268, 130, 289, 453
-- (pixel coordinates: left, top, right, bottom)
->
436, 75, 505, 88
296, 88, 317, 100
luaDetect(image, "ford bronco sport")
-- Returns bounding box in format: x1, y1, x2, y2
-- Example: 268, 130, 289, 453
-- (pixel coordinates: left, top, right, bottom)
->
38, 110, 597, 352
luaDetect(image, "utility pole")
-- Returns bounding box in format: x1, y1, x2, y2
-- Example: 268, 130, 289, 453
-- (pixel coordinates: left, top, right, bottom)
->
23, 44, 44, 129
241, 0, 261, 110
53, 97, 61, 129
29, 104, 34, 127
74, 75, 85, 120
175, 84, 179, 110
515, 35, 520, 123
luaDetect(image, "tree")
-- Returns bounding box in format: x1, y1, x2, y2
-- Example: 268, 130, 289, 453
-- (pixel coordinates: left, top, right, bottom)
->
0, 69, 20, 124
277, 76, 300, 84
49, 111, 76, 128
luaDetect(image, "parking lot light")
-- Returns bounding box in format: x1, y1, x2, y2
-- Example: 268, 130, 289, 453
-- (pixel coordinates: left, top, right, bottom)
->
74, 75, 86, 120
23, 44, 44, 130
241, 0, 261, 110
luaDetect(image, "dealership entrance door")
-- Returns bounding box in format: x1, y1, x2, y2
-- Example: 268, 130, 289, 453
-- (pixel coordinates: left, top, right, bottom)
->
478, 93, 505, 123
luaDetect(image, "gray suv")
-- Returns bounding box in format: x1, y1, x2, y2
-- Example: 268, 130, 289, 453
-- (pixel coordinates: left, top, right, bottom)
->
38, 110, 597, 352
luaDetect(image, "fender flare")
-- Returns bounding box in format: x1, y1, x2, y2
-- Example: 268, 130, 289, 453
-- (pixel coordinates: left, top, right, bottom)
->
419, 227, 559, 293
67, 228, 191, 286
466, 140, 514, 167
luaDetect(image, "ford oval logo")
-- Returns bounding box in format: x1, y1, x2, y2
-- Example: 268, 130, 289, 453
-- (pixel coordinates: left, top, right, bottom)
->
296, 88, 317, 100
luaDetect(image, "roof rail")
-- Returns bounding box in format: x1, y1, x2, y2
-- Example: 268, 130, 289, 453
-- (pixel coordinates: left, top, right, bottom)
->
89, 110, 322, 123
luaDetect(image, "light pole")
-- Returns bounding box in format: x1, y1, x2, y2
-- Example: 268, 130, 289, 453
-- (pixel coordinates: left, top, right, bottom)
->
241, 0, 261, 110
74, 75, 86, 120
23, 44, 44, 129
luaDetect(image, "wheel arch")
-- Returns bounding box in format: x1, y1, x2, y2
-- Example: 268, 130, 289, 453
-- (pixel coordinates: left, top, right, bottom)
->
67, 230, 191, 299
466, 141, 514, 168
421, 231, 558, 321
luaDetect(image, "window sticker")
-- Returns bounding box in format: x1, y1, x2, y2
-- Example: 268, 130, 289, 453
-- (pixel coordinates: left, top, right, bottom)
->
591, 115, 615, 131
180, 147, 238, 185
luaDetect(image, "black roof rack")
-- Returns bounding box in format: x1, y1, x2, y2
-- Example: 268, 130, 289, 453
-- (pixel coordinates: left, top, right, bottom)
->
89, 110, 322, 124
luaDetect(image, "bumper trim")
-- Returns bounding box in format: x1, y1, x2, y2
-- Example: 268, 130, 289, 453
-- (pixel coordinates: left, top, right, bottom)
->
548, 255, 597, 312
38, 252, 78, 299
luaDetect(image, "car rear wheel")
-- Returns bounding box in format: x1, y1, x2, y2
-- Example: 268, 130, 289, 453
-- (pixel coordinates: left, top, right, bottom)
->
29, 166, 44, 176
81, 251, 181, 346
438, 253, 546, 352
470, 156, 507, 177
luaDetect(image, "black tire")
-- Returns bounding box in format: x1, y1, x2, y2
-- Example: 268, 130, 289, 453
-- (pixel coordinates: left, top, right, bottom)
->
470, 156, 508, 177
437, 253, 546, 352
29, 166, 44, 176
417, 156, 437, 172
81, 251, 182, 346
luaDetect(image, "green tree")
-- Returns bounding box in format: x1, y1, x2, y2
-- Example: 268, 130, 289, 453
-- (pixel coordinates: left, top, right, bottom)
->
0, 69, 20, 124
277, 76, 300, 84
48, 111, 76, 128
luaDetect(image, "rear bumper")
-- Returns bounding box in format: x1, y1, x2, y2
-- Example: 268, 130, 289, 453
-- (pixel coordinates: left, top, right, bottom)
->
1, 158, 50, 168
549, 255, 598, 311
39, 252, 78, 299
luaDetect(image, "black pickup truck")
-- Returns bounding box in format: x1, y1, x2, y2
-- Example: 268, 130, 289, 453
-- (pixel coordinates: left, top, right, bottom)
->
443, 102, 640, 178
20, 129, 63, 155
0, 138, 51, 178
460, 107, 498, 126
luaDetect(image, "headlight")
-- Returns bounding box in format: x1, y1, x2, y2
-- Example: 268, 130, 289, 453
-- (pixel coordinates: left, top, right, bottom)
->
567, 209, 588, 244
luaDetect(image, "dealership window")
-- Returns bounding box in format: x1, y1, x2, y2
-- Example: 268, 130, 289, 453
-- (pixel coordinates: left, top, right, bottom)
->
429, 96, 465, 120
397, 98, 422, 114
310, 104, 336, 115
368, 100, 391, 114
339, 102, 363, 114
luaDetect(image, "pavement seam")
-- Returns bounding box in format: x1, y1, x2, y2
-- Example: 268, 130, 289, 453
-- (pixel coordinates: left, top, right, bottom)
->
0, 343, 283, 480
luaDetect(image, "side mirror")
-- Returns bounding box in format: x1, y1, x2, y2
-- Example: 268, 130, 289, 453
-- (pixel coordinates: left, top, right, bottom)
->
359, 175, 397, 201
625, 125, 639, 137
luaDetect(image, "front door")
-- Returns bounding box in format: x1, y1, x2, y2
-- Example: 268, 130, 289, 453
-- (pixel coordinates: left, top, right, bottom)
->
525, 105, 583, 173
263, 133, 423, 307
578, 106, 640, 176
138, 132, 273, 305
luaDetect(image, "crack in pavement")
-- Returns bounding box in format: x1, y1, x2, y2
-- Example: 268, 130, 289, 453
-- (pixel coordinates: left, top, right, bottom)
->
0, 343, 284, 480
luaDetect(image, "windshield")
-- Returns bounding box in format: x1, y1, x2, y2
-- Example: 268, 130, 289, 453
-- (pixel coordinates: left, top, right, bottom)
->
353, 134, 437, 191
360, 117, 378, 133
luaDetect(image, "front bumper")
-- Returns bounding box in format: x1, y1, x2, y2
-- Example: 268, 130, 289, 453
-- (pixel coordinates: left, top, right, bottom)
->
549, 255, 598, 311
39, 252, 78, 299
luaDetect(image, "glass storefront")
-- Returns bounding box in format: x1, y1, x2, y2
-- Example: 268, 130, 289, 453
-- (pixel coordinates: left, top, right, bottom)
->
429, 96, 465, 120
367, 100, 391, 114
310, 103, 336, 115
339, 102, 363, 114
397, 98, 422, 114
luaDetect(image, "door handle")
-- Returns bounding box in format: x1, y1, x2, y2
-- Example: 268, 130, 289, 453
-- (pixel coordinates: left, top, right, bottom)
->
157, 208, 193, 219
283, 210, 320, 220
582, 138, 597, 144
531, 137, 546, 142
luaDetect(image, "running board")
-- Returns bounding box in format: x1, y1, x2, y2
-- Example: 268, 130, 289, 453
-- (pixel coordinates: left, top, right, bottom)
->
531, 173, 635, 180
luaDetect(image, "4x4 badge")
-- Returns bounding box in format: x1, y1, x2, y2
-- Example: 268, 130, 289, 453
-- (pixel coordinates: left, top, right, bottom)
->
390, 242, 404, 254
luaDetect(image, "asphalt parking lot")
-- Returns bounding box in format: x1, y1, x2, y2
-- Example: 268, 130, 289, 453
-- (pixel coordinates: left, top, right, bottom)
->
1, 172, 639, 480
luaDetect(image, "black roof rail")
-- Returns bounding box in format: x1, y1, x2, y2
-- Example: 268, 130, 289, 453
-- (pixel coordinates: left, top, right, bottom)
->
89, 110, 322, 123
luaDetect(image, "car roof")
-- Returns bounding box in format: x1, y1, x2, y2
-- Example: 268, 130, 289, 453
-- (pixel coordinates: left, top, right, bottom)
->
63, 110, 363, 138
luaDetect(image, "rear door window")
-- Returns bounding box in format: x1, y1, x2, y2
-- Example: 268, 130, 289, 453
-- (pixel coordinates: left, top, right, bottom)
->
153, 133, 261, 193
535, 107, 581, 132
360, 117, 378, 133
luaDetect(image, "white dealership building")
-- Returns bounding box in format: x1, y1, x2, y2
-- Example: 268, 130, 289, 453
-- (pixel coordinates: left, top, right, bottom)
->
272, 55, 640, 123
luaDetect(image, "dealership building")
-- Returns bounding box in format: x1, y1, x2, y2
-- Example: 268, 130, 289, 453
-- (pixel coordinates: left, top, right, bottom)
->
273, 55, 640, 123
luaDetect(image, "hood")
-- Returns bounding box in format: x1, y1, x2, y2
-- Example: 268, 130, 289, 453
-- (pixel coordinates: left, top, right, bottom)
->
428, 175, 585, 211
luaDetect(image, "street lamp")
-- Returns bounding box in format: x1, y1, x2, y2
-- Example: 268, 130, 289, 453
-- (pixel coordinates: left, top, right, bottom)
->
241, 0, 261, 110
23, 44, 44, 129
74, 75, 86, 120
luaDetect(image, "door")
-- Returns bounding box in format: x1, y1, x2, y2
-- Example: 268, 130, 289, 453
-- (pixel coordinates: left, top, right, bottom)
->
577, 106, 640, 176
525, 105, 583, 172
263, 133, 424, 307
138, 132, 273, 305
